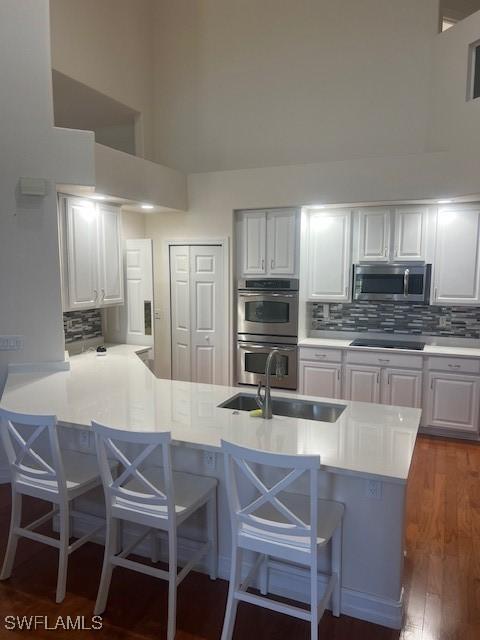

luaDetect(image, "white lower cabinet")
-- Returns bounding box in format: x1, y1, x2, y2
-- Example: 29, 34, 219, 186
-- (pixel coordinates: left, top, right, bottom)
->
425, 372, 480, 433
381, 368, 422, 408
344, 365, 381, 403
299, 361, 342, 399
299, 347, 479, 436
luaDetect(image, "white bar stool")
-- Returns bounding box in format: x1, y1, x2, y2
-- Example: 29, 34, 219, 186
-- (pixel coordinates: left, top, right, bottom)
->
92, 421, 218, 640
221, 440, 344, 640
0, 408, 108, 602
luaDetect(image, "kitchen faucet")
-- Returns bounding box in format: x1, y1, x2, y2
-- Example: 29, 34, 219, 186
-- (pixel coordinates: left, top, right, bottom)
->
256, 348, 281, 419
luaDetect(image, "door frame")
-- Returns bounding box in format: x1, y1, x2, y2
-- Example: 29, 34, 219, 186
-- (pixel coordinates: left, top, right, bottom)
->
164, 238, 231, 384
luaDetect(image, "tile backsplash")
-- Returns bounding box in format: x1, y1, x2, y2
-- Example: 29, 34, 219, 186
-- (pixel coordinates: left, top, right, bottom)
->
311, 302, 480, 339
63, 309, 103, 344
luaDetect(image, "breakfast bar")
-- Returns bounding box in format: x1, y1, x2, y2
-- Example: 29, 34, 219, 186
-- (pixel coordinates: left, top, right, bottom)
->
1, 345, 421, 629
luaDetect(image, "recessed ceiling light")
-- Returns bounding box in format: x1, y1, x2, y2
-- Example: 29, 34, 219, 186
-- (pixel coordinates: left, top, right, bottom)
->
309, 204, 325, 209
437, 199, 452, 204
93, 194, 106, 200
141, 204, 154, 210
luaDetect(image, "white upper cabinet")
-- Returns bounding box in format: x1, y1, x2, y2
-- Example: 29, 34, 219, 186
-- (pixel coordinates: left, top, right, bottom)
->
240, 210, 267, 275
357, 205, 427, 263
60, 195, 124, 311
97, 204, 124, 306
393, 207, 427, 262
238, 208, 298, 277
358, 208, 390, 262
432, 205, 480, 305
267, 209, 297, 275
305, 209, 352, 302
64, 197, 99, 310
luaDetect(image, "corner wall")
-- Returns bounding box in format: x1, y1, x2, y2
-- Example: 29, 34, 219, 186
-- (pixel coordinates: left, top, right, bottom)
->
0, 0, 93, 390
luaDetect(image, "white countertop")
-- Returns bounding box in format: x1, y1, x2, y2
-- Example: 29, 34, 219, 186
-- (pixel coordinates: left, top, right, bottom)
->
0, 344, 421, 484
299, 337, 480, 358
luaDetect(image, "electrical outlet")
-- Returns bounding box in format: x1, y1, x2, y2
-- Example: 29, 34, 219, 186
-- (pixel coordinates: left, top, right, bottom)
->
366, 479, 382, 499
203, 450, 216, 472
0, 335, 24, 351
438, 316, 448, 329
78, 430, 90, 451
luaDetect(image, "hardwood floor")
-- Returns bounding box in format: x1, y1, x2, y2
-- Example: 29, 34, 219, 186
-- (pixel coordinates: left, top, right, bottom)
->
0, 435, 478, 639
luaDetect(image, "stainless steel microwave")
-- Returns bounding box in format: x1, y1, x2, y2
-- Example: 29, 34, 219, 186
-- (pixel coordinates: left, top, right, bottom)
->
353, 264, 432, 303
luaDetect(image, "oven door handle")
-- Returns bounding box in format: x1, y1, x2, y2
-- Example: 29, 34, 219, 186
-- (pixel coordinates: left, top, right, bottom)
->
239, 344, 296, 351
238, 293, 296, 298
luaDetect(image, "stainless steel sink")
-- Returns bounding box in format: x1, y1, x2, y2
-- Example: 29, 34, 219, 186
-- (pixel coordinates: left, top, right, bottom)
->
218, 393, 346, 422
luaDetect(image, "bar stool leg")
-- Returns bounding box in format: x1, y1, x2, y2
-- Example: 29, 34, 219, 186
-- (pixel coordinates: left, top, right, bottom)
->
167, 530, 178, 640
206, 491, 218, 580
56, 502, 70, 603
0, 490, 22, 580
331, 522, 342, 617
94, 517, 119, 615
221, 545, 243, 640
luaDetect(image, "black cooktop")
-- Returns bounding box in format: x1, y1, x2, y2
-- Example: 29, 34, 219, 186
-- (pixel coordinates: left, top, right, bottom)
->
350, 338, 425, 351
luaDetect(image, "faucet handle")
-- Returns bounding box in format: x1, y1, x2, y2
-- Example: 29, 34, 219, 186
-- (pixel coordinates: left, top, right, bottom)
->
256, 382, 264, 409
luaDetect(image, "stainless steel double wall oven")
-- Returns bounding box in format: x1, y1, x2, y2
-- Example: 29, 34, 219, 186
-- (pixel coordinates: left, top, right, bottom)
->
236, 278, 299, 390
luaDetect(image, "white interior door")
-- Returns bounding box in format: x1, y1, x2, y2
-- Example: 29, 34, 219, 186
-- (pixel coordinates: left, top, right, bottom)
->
170, 246, 191, 382
170, 245, 224, 384
190, 246, 224, 384
125, 239, 154, 345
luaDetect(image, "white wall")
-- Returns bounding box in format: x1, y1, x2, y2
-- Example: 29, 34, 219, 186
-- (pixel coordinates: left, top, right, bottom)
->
0, 0, 94, 390
49, 0, 155, 160
152, 0, 439, 173
428, 10, 480, 152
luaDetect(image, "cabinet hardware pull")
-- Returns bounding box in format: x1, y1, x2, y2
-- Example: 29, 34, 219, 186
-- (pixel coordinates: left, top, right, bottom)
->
261, 259, 265, 270
379, 358, 390, 363
271, 259, 274, 269
337, 368, 341, 381
448, 364, 461, 368
315, 353, 327, 358
377, 372, 380, 384
387, 374, 390, 385
430, 378, 434, 389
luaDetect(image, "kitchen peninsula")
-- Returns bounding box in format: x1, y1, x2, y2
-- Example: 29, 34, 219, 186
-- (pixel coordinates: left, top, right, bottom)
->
1, 345, 421, 629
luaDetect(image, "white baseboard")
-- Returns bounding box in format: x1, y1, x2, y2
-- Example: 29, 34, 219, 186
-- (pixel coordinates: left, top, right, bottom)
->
68, 511, 403, 630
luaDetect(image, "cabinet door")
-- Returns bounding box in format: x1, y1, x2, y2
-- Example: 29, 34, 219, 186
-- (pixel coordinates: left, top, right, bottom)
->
344, 365, 381, 403
382, 368, 422, 408
299, 361, 342, 399
393, 207, 427, 262
240, 211, 267, 275
358, 208, 390, 262
97, 204, 124, 306
267, 209, 297, 275
65, 197, 99, 310
433, 206, 480, 305
425, 373, 480, 433
306, 209, 351, 302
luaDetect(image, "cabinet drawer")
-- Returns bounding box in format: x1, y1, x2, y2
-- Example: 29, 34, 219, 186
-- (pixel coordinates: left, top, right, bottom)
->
298, 347, 342, 363
346, 350, 423, 369
426, 356, 480, 374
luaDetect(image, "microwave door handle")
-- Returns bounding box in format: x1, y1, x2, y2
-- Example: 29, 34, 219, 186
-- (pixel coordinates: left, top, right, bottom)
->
403, 269, 410, 296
